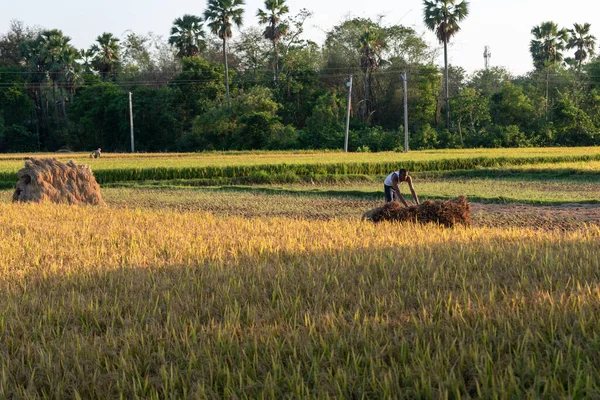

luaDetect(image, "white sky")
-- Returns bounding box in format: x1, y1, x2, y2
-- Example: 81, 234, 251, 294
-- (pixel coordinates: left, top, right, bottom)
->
2, 0, 599, 76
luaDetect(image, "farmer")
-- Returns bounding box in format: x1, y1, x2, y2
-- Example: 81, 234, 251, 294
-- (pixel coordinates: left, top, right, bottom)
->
90, 148, 101, 159
384, 168, 420, 207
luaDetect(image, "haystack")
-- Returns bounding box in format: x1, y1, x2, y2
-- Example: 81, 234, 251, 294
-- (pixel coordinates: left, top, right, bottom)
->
362, 196, 471, 227
12, 158, 105, 205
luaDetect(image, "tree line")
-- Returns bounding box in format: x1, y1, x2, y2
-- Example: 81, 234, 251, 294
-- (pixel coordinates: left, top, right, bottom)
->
0, 0, 599, 153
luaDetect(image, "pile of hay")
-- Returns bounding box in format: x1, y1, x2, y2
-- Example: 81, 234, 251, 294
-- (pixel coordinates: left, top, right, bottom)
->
362, 196, 471, 227
12, 158, 105, 206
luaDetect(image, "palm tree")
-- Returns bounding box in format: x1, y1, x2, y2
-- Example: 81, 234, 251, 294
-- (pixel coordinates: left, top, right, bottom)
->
257, 0, 289, 83
39, 30, 72, 129
61, 47, 83, 102
169, 14, 206, 58
204, 0, 245, 110
21, 36, 49, 144
567, 23, 596, 74
423, 0, 470, 129
91, 32, 121, 80
357, 26, 386, 122
58, 45, 82, 133
80, 48, 95, 73
530, 22, 569, 120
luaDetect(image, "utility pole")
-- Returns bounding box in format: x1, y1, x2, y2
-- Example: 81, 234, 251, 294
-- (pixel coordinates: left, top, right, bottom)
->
344, 75, 353, 152
401, 72, 409, 153
444, 32, 450, 129
129, 92, 135, 153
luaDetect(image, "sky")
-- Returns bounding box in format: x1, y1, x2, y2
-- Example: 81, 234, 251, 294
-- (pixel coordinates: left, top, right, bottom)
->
2, 0, 599, 76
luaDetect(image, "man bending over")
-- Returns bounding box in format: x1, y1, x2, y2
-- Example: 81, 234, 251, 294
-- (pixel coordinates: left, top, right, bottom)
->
383, 169, 420, 207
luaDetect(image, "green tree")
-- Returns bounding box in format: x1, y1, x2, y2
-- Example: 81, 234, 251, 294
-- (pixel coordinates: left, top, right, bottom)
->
231, 86, 282, 149
234, 27, 271, 77
69, 82, 128, 150
423, 0, 470, 128
566, 23, 596, 74
554, 92, 599, 145
490, 82, 541, 136
302, 92, 345, 149
204, 0, 245, 110
130, 87, 179, 151
530, 21, 569, 119
450, 87, 490, 143
171, 57, 226, 135
168, 15, 206, 58
257, 0, 289, 83
0, 20, 38, 67
469, 67, 512, 97
91, 32, 121, 80
357, 26, 386, 122
586, 57, 600, 89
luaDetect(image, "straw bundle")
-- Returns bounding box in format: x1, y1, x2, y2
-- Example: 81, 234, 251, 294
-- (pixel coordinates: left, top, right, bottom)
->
12, 158, 105, 205
363, 196, 471, 227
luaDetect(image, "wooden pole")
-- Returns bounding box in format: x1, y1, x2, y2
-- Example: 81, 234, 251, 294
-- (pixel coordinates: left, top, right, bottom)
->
129, 92, 135, 153
344, 75, 353, 152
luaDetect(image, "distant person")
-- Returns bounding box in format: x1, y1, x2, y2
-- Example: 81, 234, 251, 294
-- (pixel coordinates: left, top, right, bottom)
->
384, 168, 420, 207
90, 148, 101, 159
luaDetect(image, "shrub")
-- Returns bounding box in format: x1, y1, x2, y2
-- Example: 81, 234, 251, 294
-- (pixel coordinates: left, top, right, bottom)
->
411, 123, 440, 150
1, 124, 38, 152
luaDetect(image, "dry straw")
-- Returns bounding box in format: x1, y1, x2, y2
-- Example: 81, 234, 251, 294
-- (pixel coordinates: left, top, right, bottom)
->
363, 196, 471, 227
12, 158, 105, 205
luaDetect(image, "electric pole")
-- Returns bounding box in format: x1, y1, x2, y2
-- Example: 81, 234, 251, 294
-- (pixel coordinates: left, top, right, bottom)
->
344, 75, 353, 152
129, 92, 135, 153
401, 72, 409, 153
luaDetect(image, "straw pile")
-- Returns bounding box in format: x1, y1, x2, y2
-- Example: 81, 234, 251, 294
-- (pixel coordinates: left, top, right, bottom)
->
362, 196, 471, 227
12, 158, 105, 205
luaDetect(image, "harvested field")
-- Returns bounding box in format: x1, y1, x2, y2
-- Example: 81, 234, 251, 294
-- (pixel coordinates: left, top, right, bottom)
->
473, 202, 600, 230
2, 187, 598, 230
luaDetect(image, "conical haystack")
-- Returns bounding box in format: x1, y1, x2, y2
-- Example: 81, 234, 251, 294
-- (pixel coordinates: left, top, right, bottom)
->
363, 196, 471, 227
12, 158, 105, 205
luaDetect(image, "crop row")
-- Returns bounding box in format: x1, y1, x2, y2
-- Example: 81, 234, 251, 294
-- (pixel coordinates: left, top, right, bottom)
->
2, 153, 600, 186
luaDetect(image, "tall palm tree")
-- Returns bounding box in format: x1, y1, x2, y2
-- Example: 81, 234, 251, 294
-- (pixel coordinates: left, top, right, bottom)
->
357, 26, 386, 122
61, 47, 83, 102
80, 48, 95, 73
39, 29, 72, 129
21, 36, 50, 143
530, 22, 569, 120
91, 32, 121, 80
567, 23, 596, 74
204, 0, 245, 110
169, 14, 206, 58
423, 0, 470, 129
257, 0, 289, 83
57, 45, 82, 133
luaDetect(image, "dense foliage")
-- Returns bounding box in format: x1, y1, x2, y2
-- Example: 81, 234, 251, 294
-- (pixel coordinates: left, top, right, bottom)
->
0, 7, 599, 152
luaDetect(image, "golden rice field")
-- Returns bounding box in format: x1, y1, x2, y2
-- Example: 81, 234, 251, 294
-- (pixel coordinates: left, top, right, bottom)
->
1, 197, 600, 397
